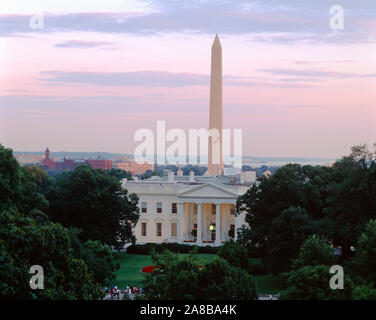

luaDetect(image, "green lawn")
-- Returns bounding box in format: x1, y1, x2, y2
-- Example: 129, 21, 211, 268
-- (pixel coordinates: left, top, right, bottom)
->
113, 252, 216, 289
113, 252, 284, 294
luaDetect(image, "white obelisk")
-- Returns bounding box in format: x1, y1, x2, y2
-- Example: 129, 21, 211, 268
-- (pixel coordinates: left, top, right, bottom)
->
207, 34, 224, 175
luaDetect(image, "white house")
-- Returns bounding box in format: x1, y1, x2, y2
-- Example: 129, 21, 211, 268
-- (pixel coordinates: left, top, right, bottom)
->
123, 171, 255, 245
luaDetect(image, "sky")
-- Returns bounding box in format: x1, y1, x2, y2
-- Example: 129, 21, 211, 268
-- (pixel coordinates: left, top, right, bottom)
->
0, 0, 375, 158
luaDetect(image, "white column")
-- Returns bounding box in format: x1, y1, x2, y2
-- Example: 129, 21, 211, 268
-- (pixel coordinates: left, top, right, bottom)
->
178, 202, 183, 243
197, 203, 202, 245
215, 203, 221, 245
184, 203, 189, 240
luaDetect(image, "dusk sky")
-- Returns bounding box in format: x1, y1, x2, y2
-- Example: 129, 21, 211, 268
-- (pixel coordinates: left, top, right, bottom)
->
1, 0, 375, 158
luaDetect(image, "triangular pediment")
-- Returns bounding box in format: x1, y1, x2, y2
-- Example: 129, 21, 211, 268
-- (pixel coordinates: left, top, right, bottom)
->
178, 183, 238, 199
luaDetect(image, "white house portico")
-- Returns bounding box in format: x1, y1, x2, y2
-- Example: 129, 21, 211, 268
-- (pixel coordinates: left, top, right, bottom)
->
177, 184, 239, 245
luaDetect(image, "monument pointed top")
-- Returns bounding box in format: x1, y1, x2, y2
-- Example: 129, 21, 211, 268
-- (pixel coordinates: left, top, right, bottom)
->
212, 34, 221, 47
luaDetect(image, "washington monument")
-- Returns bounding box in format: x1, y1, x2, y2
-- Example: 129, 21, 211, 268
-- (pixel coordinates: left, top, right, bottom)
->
207, 34, 224, 175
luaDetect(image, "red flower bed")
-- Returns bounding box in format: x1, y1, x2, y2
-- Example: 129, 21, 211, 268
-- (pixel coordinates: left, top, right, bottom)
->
141, 266, 157, 273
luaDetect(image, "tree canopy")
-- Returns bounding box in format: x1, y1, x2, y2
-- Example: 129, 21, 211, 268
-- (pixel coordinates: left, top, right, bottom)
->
217, 238, 249, 271
0, 210, 103, 299
280, 264, 354, 300
237, 144, 376, 267
143, 249, 258, 300
45, 165, 140, 248
0, 144, 135, 299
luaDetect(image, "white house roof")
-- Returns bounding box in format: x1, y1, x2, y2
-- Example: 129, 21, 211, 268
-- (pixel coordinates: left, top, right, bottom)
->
178, 183, 239, 200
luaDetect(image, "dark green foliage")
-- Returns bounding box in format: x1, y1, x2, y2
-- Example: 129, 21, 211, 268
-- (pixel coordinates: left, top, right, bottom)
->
263, 207, 314, 274
280, 265, 354, 300
0, 145, 24, 211
292, 235, 334, 269
143, 250, 258, 300
0, 145, 119, 299
236, 163, 331, 257
280, 221, 376, 300
353, 285, 376, 300
197, 258, 258, 300
140, 170, 162, 180
127, 243, 219, 255
237, 143, 376, 274
217, 239, 249, 271
67, 228, 118, 286
0, 210, 103, 300
247, 258, 267, 275
0, 145, 49, 215
45, 165, 140, 248
106, 168, 132, 181
349, 219, 376, 286
82, 240, 117, 286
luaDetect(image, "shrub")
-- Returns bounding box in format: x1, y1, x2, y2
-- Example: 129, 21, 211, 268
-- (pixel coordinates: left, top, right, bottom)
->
247, 258, 267, 275
217, 239, 249, 271
127, 243, 219, 255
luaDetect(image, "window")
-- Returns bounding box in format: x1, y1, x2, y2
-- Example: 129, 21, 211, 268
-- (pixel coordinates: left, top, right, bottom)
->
172, 203, 177, 214
230, 208, 235, 215
141, 202, 147, 213
157, 202, 162, 213
212, 204, 216, 215
141, 222, 147, 236
171, 223, 177, 237
156, 222, 162, 237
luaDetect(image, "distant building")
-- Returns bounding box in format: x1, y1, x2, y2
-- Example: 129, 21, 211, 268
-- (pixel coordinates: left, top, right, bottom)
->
53, 158, 86, 171
86, 159, 112, 170
42, 147, 54, 169
15, 154, 44, 166
116, 160, 154, 176
42, 148, 112, 171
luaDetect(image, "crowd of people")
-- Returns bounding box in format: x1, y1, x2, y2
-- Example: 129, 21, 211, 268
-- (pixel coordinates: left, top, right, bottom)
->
104, 285, 144, 300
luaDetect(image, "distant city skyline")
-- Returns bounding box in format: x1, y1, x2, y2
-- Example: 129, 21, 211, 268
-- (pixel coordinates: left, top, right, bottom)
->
14, 149, 336, 169
1, 1, 375, 158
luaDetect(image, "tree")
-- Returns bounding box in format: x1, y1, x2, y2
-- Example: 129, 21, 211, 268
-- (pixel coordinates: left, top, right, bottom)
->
280, 265, 354, 300
264, 207, 314, 274
0, 145, 48, 215
82, 240, 117, 286
292, 235, 334, 269
24, 166, 52, 196
141, 170, 162, 180
46, 165, 140, 248
353, 285, 376, 300
350, 219, 376, 286
323, 144, 376, 257
236, 164, 330, 256
67, 228, 118, 286
0, 210, 103, 299
197, 258, 258, 300
106, 168, 132, 182
0, 144, 23, 211
217, 239, 249, 271
143, 250, 199, 300
143, 250, 258, 300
